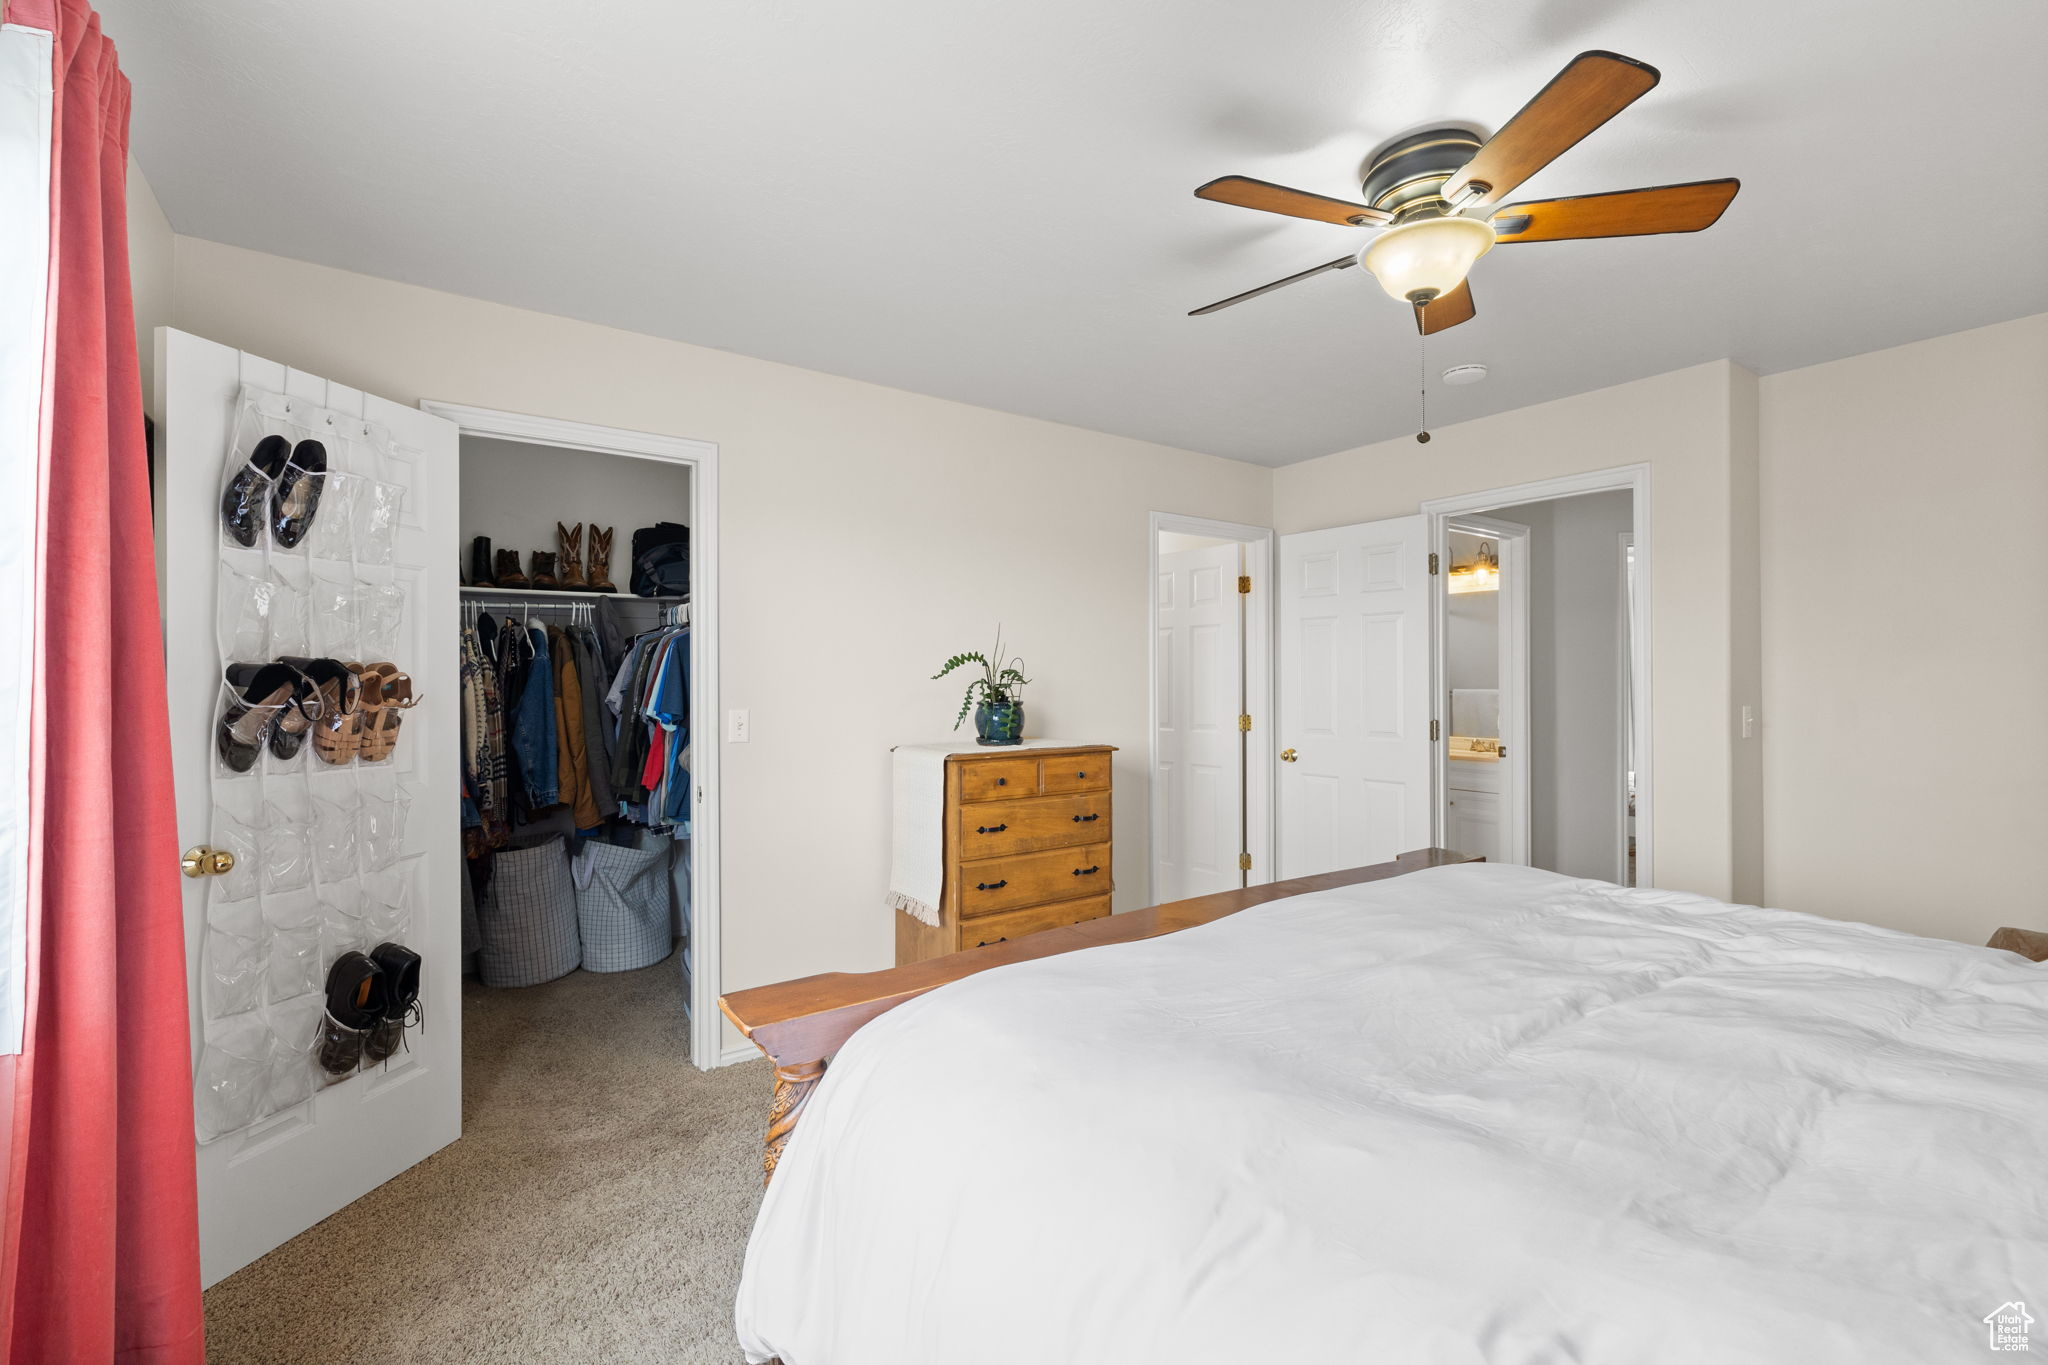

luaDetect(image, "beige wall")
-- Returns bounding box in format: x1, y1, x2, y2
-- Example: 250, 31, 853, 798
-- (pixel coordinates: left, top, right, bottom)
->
1759, 313, 2048, 944
1275, 361, 1758, 902
125, 155, 173, 419
165, 237, 1273, 1009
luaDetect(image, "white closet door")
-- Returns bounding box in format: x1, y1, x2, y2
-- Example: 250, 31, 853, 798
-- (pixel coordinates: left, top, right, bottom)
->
1277, 517, 1433, 878
159, 328, 460, 1286
1153, 543, 1244, 902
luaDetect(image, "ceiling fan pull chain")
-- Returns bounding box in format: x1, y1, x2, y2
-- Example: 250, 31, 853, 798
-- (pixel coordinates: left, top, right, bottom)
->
1417, 330, 1431, 444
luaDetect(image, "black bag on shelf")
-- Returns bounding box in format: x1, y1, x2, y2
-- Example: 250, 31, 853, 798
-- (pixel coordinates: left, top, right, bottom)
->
630, 522, 690, 598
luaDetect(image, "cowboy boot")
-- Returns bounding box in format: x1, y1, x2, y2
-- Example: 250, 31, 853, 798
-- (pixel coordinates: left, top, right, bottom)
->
493, 548, 528, 589
529, 550, 560, 590
556, 522, 587, 590
469, 535, 495, 587
586, 527, 617, 594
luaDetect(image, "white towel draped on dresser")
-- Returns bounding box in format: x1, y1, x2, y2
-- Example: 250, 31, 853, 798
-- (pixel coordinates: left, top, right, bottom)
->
887, 740, 1072, 927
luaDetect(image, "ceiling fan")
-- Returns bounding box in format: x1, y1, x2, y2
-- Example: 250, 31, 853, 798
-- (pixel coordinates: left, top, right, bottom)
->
1189, 50, 1739, 335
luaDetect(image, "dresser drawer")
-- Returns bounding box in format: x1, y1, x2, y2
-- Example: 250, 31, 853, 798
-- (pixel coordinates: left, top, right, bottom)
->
956, 792, 1111, 858
955, 841, 1111, 916
1040, 756, 1111, 795
962, 895, 1110, 949
957, 756, 1042, 802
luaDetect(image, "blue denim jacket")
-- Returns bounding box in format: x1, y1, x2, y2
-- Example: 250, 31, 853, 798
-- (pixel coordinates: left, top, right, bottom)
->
510, 626, 559, 808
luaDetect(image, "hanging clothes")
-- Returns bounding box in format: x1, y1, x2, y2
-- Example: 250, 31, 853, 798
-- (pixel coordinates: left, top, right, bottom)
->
548, 625, 603, 832
509, 624, 559, 810
602, 621, 692, 834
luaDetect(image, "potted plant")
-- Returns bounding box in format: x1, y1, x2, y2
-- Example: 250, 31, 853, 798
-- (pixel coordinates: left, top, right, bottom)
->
933, 628, 1032, 746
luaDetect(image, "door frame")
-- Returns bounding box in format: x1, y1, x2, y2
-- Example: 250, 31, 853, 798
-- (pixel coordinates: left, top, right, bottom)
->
1146, 511, 1275, 901
1440, 513, 1531, 866
1420, 463, 1654, 887
421, 401, 725, 1070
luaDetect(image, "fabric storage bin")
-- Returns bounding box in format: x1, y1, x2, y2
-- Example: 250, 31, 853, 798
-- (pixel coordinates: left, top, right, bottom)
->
478, 836, 580, 987
572, 838, 673, 972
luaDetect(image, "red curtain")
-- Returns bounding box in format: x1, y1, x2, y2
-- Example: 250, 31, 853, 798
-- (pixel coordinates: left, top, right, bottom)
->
0, 0, 206, 1359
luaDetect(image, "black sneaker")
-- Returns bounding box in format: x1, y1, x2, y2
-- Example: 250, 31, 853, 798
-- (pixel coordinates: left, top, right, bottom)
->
319, 951, 387, 1077
364, 943, 422, 1065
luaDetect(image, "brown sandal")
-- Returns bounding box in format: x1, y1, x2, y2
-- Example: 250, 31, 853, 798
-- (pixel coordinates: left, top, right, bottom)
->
344, 661, 385, 763
296, 658, 362, 766
359, 664, 419, 763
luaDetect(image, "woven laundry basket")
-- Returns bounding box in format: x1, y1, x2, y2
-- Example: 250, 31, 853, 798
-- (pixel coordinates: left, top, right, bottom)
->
572, 838, 673, 972
478, 837, 580, 987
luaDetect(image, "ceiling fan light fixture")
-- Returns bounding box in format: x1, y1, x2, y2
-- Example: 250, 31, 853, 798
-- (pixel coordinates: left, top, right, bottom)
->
1357, 216, 1495, 305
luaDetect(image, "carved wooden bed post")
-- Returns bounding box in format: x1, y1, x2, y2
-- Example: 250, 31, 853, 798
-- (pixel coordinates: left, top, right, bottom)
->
763, 1060, 827, 1183
719, 849, 1479, 1186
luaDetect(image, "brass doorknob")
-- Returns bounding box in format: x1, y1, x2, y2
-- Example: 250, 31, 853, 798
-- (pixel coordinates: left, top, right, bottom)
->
1280, 748, 1298, 763
181, 845, 236, 878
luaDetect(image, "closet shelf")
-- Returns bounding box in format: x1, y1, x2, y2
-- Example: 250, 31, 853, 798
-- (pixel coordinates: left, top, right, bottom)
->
459, 585, 687, 604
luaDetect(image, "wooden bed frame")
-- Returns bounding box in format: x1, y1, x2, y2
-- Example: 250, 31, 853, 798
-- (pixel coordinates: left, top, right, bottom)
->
719, 847, 1480, 1181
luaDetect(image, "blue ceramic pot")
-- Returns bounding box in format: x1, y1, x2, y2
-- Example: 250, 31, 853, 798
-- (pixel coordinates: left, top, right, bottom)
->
974, 699, 1024, 746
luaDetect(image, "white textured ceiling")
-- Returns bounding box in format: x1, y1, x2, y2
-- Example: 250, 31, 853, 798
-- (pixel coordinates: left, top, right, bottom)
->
101, 0, 2048, 465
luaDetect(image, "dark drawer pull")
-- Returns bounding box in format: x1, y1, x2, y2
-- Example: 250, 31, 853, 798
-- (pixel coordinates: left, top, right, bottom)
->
995, 777, 1007, 786
1072, 865, 1100, 876
1075, 771, 1087, 778
976, 879, 1008, 891
1071, 813, 1099, 823
976, 823, 1009, 834
976, 936, 1009, 948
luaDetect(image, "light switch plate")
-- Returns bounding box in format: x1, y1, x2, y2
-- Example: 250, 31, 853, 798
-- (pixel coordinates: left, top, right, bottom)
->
727, 708, 749, 743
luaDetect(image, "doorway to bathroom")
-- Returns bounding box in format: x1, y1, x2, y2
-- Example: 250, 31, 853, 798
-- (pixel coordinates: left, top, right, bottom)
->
1426, 469, 1647, 887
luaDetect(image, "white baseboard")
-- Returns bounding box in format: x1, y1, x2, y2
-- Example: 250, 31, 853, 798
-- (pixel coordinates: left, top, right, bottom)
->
719, 1040, 764, 1068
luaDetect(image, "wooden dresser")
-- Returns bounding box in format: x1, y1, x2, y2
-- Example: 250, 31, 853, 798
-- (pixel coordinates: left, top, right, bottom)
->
895, 744, 1116, 965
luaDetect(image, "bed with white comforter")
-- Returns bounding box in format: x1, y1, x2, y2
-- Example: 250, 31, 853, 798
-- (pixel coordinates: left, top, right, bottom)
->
736, 863, 2048, 1364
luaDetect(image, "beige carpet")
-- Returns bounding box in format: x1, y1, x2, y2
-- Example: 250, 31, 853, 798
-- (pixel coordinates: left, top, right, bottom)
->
203, 957, 769, 1364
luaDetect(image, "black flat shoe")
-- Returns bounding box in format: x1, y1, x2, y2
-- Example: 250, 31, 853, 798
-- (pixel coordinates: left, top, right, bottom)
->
217, 661, 299, 773
220, 433, 291, 547
364, 942, 422, 1064
271, 438, 328, 549
319, 951, 387, 1077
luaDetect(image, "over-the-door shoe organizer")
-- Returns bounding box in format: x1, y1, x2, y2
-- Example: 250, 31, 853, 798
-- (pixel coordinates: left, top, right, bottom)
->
194, 385, 423, 1142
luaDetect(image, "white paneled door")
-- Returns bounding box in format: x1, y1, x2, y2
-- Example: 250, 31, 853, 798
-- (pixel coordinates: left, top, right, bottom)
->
1277, 517, 1434, 878
1153, 542, 1244, 901
160, 329, 461, 1285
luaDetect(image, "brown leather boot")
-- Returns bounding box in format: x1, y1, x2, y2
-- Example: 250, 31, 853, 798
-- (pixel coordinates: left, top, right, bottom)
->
493, 548, 528, 589
529, 550, 559, 590
556, 522, 587, 589
586, 526, 617, 594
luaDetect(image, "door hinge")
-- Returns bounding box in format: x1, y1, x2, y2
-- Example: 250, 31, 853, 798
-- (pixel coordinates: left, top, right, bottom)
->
1237, 574, 1251, 595
1238, 714, 1252, 732
1428, 552, 1439, 575
1430, 718, 1440, 741
1239, 852, 1253, 872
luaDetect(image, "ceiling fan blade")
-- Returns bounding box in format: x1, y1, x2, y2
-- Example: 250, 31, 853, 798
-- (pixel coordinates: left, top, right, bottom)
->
1194, 176, 1392, 226
1189, 256, 1358, 316
1489, 178, 1739, 242
1414, 279, 1475, 335
1443, 51, 1660, 210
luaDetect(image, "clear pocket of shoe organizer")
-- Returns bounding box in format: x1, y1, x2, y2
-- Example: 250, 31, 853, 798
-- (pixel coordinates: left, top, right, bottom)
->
259, 787, 314, 894
362, 858, 418, 944
308, 570, 359, 658
266, 994, 327, 1111
299, 467, 359, 564
353, 479, 405, 566
263, 890, 325, 1004
357, 777, 414, 872
205, 803, 261, 905
195, 1011, 278, 1141
216, 560, 282, 662
358, 581, 407, 661
310, 785, 360, 883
